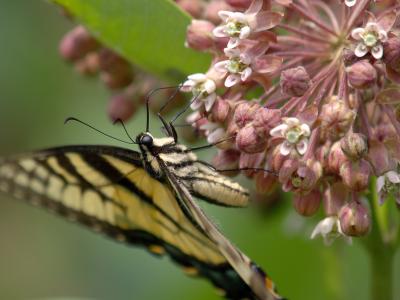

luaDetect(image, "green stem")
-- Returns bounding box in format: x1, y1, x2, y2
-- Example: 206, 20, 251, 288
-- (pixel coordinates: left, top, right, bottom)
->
363, 176, 396, 300
369, 245, 394, 300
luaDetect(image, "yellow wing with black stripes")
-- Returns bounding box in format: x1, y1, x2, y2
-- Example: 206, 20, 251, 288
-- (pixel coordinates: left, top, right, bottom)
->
0, 145, 262, 299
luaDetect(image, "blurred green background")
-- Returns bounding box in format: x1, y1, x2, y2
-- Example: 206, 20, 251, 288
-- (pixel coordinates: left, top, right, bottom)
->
0, 1, 399, 300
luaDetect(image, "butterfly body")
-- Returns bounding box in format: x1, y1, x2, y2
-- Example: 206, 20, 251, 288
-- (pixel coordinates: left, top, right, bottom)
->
0, 131, 283, 300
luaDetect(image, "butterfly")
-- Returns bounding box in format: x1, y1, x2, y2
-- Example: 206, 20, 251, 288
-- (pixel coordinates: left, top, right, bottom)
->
0, 99, 284, 300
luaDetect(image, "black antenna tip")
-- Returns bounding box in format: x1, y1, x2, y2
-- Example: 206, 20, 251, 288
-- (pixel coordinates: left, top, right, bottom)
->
64, 117, 77, 125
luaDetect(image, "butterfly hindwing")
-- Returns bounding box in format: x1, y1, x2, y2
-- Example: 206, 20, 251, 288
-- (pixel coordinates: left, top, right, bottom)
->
161, 162, 282, 300
0, 145, 261, 299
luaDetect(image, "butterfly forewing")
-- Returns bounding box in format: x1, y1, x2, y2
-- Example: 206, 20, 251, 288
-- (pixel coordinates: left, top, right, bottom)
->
0, 145, 264, 299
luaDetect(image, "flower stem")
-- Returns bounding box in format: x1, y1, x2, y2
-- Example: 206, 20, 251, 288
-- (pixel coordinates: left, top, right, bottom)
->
369, 246, 394, 300
363, 177, 396, 300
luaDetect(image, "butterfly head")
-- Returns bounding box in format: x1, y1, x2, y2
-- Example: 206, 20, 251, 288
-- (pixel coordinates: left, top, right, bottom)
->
136, 132, 154, 148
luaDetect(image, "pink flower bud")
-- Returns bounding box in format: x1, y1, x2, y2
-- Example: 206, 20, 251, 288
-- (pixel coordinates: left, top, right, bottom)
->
213, 149, 240, 171
107, 94, 136, 122
320, 97, 355, 141
98, 48, 132, 74
279, 159, 319, 193
340, 159, 371, 191
236, 125, 266, 153
342, 47, 358, 66
233, 102, 260, 128
383, 37, 400, 71
340, 132, 368, 161
74, 52, 100, 76
225, 0, 252, 9
186, 20, 215, 51
280, 66, 311, 97
293, 189, 321, 216
211, 98, 231, 123
368, 139, 390, 175
346, 60, 377, 89
327, 141, 348, 174
268, 145, 288, 173
253, 107, 281, 138
204, 0, 232, 24
176, 0, 203, 18
323, 182, 348, 215
59, 26, 99, 61
255, 173, 278, 195
239, 152, 264, 177
100, 70, 134, 90
315, 142, 331, 169
339, 200, 370, 237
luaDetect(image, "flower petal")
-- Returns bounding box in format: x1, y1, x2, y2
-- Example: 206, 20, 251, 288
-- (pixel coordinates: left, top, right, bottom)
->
213, 26, 227, 38
351, 28, 365, 40
204, 93, 217, 112
280, 141, 292, 156
354, 43, 368, 57
188, 73, 207, 81
386, 170, 400, 183
181, 80, 194, 92
204, 79, 216, 94
241, 67, 252, 81
214, 61, 228, 73
218, 11, 233, 22
285, 117, 300, 127
270, 124, 288, 137
377, 175, 386, 192
378, 30, 388, 43
311, 217, 336, 239
239, 26, 251, 39
190, 98, 203, 110
345, 0, 357, 7
296, 138, 308, 155
253, 11, 283, 32
227, 38, 240, 49
245, 0, 263, 14
371, 44, 383, 59
186, 111, 200, 124
253, 55, 282, 74
300, 124, 311, 136
225, 74, 241, 87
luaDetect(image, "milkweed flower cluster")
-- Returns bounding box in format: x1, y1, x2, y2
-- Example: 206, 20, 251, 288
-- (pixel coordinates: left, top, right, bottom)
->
181, 0, 400, 244
57, 0, 400, 245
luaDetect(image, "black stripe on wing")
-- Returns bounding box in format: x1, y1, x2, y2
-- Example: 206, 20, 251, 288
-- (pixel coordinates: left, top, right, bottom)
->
0, 145, 258, 300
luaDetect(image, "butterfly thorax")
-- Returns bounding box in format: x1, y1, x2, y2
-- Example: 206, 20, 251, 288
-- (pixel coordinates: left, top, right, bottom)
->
136, 132, 196, 180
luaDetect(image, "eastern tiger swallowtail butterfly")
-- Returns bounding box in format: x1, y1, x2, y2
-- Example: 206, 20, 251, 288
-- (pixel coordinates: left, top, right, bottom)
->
0, 112, 283, 300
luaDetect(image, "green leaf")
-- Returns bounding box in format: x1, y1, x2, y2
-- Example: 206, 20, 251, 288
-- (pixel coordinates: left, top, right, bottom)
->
52, 0, 211, 82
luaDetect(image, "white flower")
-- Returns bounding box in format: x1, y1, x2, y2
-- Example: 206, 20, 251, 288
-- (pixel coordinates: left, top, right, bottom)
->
212, 1, 282, 49
344, 0, 377, 7
214, 48, 253, 87
200, 122, 225, 144
181, 73, 217, 112
311, 216, 352, 245
344, 0, 357, 6
269, 117, 311, 156
377, 170, 400, 204
213, 11, 253, 48
351, 22, 388, 59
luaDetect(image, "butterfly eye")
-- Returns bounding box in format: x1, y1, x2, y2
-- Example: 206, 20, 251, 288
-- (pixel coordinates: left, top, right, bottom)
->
140, 134, 153, 146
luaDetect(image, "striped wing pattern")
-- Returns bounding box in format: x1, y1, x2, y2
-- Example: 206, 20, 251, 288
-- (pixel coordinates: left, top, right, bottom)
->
161, 164, 282, 300
0, 145, 258, 299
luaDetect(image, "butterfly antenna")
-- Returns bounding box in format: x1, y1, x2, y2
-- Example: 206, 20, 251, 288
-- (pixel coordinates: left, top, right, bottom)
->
144, 85, 183, 133
187, 135, 236, 152
113, 118, 137, 144
64, 117, 135, 145
170, 92, 200, 125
